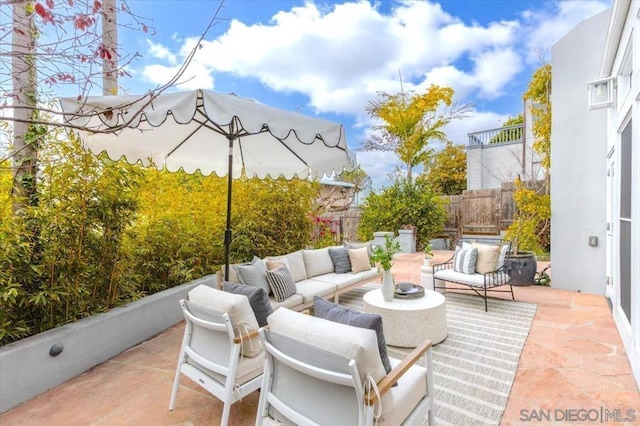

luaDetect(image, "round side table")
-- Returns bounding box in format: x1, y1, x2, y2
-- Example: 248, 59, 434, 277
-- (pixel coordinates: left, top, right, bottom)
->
363, 288, 447, 348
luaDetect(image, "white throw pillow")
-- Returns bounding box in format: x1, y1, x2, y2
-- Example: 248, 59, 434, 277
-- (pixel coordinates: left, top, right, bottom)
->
302, 248, 335, 278
453, 246, 478, 274
348, 247, 371, 273
267, 307, 386, 384
471, 242, 502, 274
188, 284, 262, 357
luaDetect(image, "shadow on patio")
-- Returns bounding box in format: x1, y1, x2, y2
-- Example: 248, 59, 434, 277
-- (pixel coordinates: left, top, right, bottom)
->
1, 251, 638, 425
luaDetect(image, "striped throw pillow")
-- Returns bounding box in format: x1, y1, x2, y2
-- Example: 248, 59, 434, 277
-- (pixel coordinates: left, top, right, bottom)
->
453, 246, 478, 274
266, 265, 297, 302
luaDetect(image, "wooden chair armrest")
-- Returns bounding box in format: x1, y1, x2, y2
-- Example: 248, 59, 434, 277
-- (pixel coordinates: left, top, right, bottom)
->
234, 328, 261, 344
365, 339, 432, 406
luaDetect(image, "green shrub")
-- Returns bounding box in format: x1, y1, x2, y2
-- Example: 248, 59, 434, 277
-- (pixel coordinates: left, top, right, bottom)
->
357, 178, 447, 249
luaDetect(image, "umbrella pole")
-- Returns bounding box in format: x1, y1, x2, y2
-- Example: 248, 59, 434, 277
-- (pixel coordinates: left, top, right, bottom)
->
224, 135, 234, 282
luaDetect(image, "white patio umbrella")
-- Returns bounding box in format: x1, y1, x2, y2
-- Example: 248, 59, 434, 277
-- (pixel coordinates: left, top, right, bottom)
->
60, 89, 356, 279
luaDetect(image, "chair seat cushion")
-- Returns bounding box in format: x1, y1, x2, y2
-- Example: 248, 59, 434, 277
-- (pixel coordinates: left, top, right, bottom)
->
188, 285, 262, 357
434, 268, 510, 287
378, 357, 427, 426
305, 273, 360, 289
268, 307, 386, 384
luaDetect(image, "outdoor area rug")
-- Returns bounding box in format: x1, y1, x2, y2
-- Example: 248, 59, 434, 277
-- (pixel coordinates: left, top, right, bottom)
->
338, 284, 538, 426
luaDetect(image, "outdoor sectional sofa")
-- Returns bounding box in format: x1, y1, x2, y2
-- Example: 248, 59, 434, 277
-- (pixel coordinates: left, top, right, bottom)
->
216, 244, 382, 312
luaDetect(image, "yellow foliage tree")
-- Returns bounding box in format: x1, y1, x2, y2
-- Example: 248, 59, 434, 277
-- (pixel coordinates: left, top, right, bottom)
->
506, 63, 551, 254
419, 141, 467, 195
365, 84, 472, 183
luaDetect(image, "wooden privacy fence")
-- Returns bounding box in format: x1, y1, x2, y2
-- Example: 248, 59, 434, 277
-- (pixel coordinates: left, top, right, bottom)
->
317, 180, 542, 243
441, 181, 543, 237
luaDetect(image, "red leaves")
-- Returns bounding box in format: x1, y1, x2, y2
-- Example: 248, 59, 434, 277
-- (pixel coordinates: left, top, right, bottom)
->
74, 14, 95, 31
46, 0, 54, 9
92, 0, 102, 14
142, 24, 148, 33
67, 0, 74, 6
95, 44, 112, 60
44, 73, 76, 85
34, 3, 54, 25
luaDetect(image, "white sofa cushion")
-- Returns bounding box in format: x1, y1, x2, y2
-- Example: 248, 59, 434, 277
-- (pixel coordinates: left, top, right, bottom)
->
308, 273, 360, 289
353, 268, 381, 282
302, 248, 335, 278
268, 308, 386, 384
188, 285, 262, 357
269, 293, 304, 310
267, 251, 307, 282
293, 279, 336, 303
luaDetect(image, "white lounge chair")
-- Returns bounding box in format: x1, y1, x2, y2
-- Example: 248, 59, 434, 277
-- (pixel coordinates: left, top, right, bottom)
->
169, 299, 263, 426
256, 308, 435, 425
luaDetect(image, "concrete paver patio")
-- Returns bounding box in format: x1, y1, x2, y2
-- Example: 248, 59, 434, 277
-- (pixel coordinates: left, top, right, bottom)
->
1, 251, 638, 425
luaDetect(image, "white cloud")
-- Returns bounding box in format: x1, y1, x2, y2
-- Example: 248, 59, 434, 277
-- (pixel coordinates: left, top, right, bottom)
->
521, 0, 609, 63
141, 1, 521, 117
146, 40, 177, 65
356, 150, 403, 189
142, 62, 214, 90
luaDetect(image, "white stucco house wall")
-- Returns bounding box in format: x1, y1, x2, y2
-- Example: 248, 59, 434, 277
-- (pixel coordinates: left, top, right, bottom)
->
552, 0, 639, 387
466, 99, 543, 190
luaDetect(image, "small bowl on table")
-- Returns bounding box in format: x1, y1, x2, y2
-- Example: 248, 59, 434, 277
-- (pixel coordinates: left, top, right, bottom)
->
396, 282, 414, 293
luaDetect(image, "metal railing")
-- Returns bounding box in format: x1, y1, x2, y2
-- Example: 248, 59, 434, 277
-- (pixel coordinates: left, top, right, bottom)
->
468, 124, 524, 146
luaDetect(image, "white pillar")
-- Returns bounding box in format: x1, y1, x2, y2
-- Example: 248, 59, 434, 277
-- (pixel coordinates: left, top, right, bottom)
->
398, 229, 416, 253
373, 231, 394, 247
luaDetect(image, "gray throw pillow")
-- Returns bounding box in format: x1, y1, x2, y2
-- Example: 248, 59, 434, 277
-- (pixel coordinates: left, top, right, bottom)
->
313, 296, 393, 375
266, 265, 297, 302
328, 247, 352, 273
223, 281, 273, 327
232, 256, 270, 294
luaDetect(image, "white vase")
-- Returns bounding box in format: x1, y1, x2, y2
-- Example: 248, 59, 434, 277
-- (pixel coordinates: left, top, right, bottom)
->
423, 257, 432, 267
381, 270, 395, 302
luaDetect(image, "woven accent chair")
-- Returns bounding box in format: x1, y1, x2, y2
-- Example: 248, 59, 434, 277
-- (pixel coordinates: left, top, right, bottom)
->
169, 300, 263, 426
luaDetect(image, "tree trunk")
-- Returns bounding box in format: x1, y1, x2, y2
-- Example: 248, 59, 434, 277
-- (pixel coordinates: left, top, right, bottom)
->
102, 0, 118, 95
11, 1, 38, 213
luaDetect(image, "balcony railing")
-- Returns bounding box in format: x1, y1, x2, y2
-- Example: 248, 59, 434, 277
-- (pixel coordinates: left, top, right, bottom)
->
468, 124, 524, 146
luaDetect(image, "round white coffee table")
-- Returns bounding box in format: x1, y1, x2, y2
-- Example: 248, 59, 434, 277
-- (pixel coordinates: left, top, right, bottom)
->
363, 288, 447, 348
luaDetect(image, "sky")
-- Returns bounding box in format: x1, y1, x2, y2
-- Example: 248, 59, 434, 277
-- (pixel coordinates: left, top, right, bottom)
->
51, 0, 614, 187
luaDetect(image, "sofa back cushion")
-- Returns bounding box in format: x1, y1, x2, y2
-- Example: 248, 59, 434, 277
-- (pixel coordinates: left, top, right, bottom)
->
268, 307, 386, 384
188, 284, 262, 357
302, 248, 335, 278
267, 251, 307, 282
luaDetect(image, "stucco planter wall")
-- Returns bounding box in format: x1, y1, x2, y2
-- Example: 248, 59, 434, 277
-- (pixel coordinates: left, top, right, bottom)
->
0, 274, 217, 413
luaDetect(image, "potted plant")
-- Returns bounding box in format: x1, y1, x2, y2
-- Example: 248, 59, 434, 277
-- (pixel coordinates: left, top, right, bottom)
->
423, 241, 434, 267
371, 234, 401, 301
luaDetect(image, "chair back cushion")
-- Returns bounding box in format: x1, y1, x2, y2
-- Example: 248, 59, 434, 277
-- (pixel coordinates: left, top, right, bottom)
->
268, 307, 386, 383
188, 285, 262, 357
